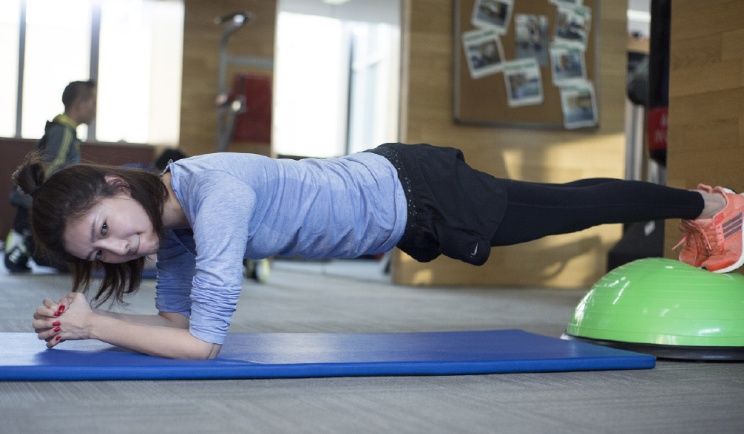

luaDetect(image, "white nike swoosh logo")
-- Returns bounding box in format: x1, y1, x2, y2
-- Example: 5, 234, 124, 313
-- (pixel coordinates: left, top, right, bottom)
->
471, 243, 479, 256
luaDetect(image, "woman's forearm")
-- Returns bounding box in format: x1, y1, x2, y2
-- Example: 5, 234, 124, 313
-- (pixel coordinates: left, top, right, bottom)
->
87, 314, 221, 359
94, 310, 189, 328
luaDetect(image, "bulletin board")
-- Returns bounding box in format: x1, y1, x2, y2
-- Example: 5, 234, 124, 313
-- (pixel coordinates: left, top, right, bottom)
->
454, 0, 600, 130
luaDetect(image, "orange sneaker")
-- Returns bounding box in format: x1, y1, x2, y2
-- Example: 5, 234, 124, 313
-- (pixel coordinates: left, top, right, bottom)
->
685, 187, 744, 273
674, 184, 737, 267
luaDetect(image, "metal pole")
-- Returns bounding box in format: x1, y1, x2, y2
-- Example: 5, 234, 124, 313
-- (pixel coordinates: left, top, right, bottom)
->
344, 28, 354, 156
216, 34, 228, 150
87, 1, 101, 141
624, 100, 646, 181
15, 0, 26, 138
215, 12, 250, 151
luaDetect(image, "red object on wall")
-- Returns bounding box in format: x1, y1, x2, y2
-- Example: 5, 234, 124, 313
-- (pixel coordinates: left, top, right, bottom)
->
647, 107, 667, 154
647, 106, 668, 165
231, 73, 272, 143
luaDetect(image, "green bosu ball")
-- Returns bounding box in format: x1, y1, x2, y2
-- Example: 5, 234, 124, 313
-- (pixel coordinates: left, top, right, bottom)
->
563, 258, 744, 361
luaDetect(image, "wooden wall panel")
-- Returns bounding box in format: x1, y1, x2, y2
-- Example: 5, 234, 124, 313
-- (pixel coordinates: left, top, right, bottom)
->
664, 0, 744, 270
179, 0, 276, 156
393, 0, 629, 288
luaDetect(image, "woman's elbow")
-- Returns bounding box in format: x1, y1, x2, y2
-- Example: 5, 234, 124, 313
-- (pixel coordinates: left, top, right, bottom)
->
184, 339, 222, 360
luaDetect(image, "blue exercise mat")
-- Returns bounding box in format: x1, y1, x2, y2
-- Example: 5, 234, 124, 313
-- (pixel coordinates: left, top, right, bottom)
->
0, 329, 655, 381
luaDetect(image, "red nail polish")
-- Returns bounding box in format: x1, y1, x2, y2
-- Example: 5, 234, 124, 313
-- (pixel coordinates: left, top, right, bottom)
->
53, 327, 61, 332
53, 312, 60, 317
55, 336, 61, 341
52, 321, 60, 327
58, 305, 65, 313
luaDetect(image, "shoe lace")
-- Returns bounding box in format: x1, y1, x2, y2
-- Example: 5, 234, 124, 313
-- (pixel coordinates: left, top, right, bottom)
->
675, 220, 721, 256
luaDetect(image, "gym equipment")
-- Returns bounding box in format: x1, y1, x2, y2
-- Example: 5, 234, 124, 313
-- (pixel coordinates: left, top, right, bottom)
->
564, 258, 744, 361
243, 257, 270, 283
0, 329, 653, 381
215, 11, 251, 152
214, 11, 274, 152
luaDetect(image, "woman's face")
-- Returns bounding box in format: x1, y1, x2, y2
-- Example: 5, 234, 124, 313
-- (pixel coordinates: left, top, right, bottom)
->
63, 193, 160, 264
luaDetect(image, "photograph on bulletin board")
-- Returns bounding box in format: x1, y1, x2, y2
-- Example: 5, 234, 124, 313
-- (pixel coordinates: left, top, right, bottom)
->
454, 0, 600, 130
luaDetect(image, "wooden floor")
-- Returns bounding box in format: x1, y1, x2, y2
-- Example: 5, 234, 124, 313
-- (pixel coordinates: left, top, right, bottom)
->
1, 260, 743, 434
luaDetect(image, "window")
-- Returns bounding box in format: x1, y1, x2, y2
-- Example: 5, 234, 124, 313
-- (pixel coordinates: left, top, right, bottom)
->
273, 12, 349, 158
0, 0, 21, 137
347, 23, 400, 155
22, 0, 91, 139
2, 0, 183, 145
97, 0, 183, 145
274, 1, 400, 158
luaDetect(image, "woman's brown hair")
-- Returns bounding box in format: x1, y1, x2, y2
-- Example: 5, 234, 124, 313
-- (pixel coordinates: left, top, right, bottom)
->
12, 152, 168, 305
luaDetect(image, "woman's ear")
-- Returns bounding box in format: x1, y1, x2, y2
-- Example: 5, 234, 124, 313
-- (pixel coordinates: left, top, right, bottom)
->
104, 175, 131, 195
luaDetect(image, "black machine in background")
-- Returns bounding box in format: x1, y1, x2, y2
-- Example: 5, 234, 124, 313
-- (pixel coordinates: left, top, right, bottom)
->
607, 0, 670, 272
647, 0, 670, 167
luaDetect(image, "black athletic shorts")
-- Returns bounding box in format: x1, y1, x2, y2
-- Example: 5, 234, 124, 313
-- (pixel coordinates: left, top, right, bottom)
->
367, 143, 507, 266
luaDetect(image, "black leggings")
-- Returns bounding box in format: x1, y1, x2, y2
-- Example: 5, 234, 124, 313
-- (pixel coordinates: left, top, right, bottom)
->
490, 178, 704, 246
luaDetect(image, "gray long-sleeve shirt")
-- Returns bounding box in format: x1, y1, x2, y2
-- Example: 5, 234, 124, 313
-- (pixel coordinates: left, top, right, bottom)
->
156, 151, 407, 344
